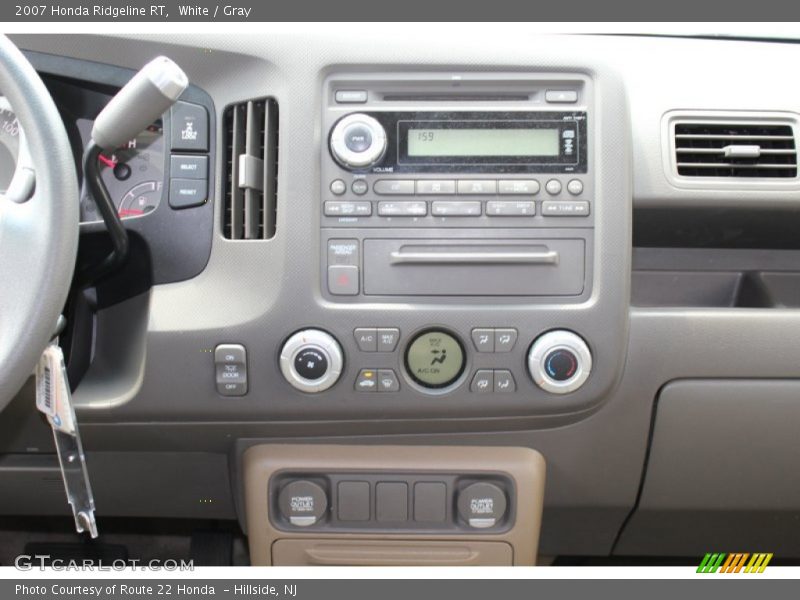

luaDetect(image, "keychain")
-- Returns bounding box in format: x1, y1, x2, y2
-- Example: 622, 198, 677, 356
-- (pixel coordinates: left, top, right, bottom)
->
34, 338, 98, 538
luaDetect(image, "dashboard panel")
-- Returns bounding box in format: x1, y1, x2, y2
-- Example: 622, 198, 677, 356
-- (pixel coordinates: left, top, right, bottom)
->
3, 29, 800, 560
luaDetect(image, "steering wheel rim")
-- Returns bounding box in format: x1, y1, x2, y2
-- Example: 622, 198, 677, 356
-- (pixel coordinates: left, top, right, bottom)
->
0, 35, 79, 412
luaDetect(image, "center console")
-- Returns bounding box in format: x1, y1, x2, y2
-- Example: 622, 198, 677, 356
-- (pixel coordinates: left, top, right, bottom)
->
273, 72, 629, 418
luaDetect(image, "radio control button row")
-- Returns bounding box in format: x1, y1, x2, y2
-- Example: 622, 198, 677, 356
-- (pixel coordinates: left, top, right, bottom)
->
567, 179, 584, 195
324, 201, 372, 217
431, 201, 482, 217
377, 201, 427, 217
374, 179, 415, 195
457, 180, 497, 195
541, 200, 590, 217
416, 180, 456, 195
498, 179, 540, 195
545, 179, 562, 195
486, 201, 535, 216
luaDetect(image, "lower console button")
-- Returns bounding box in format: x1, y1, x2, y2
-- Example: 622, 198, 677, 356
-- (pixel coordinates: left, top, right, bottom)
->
278, 480, 328, 527
355, 369, 378, 392
470, 370, 494, 393
493, 370, 516, 393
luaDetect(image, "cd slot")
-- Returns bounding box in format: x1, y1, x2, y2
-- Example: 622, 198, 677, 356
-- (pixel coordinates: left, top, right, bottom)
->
381, 93, 532, 102
364, 238, 585, 296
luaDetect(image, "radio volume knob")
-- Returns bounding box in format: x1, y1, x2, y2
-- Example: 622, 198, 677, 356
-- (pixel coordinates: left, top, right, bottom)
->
330, 113, 387, 169
527, 330, 592, 394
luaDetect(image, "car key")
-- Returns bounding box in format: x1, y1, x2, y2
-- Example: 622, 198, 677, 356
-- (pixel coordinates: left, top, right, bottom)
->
35, 341, 98, 538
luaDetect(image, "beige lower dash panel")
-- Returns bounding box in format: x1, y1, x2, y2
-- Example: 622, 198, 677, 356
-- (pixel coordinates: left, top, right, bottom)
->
272, 539, 513, 566
243, 444, 546, 566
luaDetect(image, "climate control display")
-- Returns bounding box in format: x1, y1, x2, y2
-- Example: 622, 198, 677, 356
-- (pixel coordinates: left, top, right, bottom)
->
405, 329, 466, 389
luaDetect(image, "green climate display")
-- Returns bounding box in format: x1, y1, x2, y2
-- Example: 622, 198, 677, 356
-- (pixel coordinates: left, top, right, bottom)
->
408, 127, 560, 157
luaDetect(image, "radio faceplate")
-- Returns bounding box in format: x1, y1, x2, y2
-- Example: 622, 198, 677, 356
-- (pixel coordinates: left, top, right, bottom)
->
321, 73, 595, 302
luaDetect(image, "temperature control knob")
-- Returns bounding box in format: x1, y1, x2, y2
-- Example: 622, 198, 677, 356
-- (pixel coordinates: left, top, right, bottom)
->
527, 330, 592, 394
280, 329, 344, 393
329, 113, 387, 169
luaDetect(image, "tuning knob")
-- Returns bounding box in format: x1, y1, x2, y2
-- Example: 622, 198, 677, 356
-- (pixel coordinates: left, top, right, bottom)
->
527, 330, 592, 394
329, 113, 387, 169
280, 329, 344, 393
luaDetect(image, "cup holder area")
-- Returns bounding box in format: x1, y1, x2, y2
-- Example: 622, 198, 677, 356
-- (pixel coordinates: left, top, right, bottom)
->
632, 249, 800, 309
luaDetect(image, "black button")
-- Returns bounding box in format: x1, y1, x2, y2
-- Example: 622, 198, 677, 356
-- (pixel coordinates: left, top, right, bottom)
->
344, 125, 373, 153
544, 349, 578, 381
294, 347, 329, 381
169, 178, 207, 209
170, 101, 209, 152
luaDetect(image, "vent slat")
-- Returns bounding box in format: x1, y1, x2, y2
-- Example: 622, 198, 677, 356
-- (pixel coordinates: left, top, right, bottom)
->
674, 121, 797, 178
223, 98, 278, 240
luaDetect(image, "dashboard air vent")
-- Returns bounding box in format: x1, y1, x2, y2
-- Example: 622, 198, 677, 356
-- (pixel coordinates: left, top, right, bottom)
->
674, 122, 797, 178
223, 98, 278, 239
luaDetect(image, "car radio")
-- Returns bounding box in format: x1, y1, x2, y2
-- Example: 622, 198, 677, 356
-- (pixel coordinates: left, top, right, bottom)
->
320, 73, 595, 301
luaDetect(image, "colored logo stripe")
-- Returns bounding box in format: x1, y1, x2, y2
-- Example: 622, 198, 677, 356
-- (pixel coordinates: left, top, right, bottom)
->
697, 553, 773, 573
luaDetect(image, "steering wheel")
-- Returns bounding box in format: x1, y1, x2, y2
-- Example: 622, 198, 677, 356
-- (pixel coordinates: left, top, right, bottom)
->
0, 35, 79, 412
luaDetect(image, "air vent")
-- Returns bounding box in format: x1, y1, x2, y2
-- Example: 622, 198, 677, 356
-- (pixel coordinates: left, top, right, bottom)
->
223, 98, 278, 239
674, 122, 797, 178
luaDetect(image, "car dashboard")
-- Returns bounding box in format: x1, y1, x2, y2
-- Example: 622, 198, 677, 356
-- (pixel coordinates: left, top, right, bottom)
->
2, 29, 800, 564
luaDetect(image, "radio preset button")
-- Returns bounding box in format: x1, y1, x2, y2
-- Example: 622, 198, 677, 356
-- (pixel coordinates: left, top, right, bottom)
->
486, 201, 535, 216
545, 179, 562, 195
374, 180, 415, 195
330, 179, 346, 195
377, 201, 427, 217
324, 201, 372, 217
498, 179, 540, 195
567, 179, 584, 195
542, 200, 590, 216
416, 180, 456, 195
457, 180, 497, 195
351, 180, 368, 195
431, 201, 482, 216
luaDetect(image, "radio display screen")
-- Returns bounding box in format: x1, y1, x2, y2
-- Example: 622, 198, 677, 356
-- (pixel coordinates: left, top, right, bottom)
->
407, 127, 560, 157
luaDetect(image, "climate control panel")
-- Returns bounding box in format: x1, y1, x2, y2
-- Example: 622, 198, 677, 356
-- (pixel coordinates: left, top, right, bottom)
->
277, 327, 593, 396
